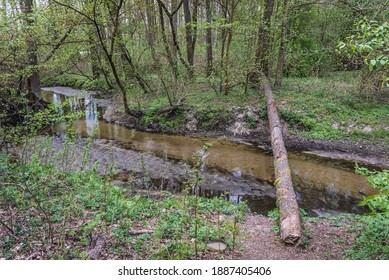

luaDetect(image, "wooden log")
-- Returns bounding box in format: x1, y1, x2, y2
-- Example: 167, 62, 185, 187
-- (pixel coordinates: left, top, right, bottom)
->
128, 229, 154, 235
261, 74, 301, 244
156, 96, 186, 115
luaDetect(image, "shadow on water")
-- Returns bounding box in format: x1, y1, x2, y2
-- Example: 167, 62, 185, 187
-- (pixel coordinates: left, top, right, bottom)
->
41, 90, 375, 215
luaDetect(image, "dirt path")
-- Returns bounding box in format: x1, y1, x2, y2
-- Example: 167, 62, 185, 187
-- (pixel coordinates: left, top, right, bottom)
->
204, 214, 355, 260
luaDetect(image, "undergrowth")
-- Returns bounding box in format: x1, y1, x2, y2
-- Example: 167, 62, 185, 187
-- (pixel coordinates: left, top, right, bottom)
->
345, 166, 389, 260
0, 138, 247, 260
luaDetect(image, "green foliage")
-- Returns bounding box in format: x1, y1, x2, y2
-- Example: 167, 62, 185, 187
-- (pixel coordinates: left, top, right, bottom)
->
140, 104, 187, 131
345, 213, 389, 260
244, 113, 259, 129
267, 208, 280, 233
43, 74, 88, 88
338, 19, 389, 88
356, 166, 389, 214
339, 19, 388, 72
274, 73, 389, 144
194, 107, 232, 131
0, 137, 247, 259
345, 167, 389, 259
286, 4, 350, 77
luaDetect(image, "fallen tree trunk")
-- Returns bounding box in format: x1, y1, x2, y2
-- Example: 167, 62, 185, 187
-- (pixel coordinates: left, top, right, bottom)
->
156, 96, 186, 115
262, 74, 301, 244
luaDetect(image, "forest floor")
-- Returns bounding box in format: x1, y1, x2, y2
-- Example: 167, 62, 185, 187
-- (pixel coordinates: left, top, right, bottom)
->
204, 214, 355, 260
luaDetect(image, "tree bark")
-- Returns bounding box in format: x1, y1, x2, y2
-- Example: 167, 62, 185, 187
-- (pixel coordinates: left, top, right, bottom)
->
218, 0, 228, 93
261, 73, 301, 245
205, 0, 213, 77
21, 0, 41, 102
183, 0, 198, 76
171, 0, 178, 58
253, 0, 274, 84
157, 0, 192, 77
223, 0, 236, 95
274, 0, 290, 88
145, 0, 157, 62
157, 1, 179, 78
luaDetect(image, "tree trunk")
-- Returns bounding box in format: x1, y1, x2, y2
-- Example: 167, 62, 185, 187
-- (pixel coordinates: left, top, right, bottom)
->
183, 0, 193, 65
171, 0, 178, 58
223, 0, 235, 95
146, 0, 157, 62
218, 0, 228, 93
274, 0, 290, 88
205, 0, 213, 77
183, 0, 197, 76
120, 42, 152, 95
261, 73, 301, 245
157, 0, 191, 77
157, 1, 179, 79
21, 0, 41, 102
253, 0, 274, 84
92, 0, 142, 117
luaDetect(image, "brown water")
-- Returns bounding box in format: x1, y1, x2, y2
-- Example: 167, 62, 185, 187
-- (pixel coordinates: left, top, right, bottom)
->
41, 90, 375, 214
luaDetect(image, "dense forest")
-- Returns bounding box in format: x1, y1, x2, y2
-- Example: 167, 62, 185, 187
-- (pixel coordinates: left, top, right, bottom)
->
1, 0, 387, 108
0, 0, 388, 260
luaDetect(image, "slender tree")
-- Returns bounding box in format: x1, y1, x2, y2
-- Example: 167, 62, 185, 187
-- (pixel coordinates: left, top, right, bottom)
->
20, 0, 42, 103
274, 0, 291, 88
205, 0, 213, 77
256, 0, 275, 79
183, 0, 198, 76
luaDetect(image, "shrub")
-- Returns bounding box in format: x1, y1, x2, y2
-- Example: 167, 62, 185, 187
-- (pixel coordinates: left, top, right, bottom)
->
345, 166, 389, 259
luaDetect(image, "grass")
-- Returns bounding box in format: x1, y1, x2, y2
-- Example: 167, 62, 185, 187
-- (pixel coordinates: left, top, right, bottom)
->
123, 71, 388, 145
274, 72, 389, 143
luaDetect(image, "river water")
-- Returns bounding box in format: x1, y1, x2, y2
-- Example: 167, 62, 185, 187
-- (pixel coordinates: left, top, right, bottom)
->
41, 88, 376, 215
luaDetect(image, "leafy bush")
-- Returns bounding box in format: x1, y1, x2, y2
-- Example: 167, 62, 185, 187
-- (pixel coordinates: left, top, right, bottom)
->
346, 213, 389, 259
356, 166, 389, 213
338, 19, 389, 91
345, 166, 389, 259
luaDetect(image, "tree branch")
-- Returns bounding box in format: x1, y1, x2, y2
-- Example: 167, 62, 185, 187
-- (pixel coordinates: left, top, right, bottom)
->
41, 27, 73, 63
53, 1, 94, 22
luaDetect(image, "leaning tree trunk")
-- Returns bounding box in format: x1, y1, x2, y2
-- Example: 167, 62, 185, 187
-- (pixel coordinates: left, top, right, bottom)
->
262, 73, 301, 244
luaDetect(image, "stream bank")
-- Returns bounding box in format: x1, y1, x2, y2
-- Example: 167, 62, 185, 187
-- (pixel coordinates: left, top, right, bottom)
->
41, 86, 388, 169
39, 87, 388, 216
